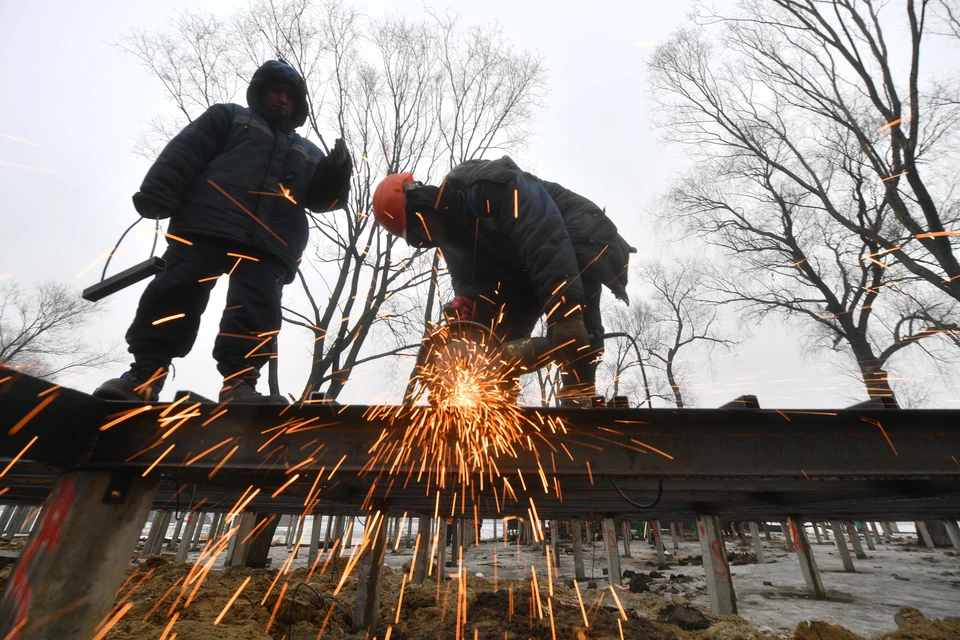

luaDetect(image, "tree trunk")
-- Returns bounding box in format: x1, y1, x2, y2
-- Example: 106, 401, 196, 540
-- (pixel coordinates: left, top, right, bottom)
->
665, 359, 684, 408
849, 336, 897, 406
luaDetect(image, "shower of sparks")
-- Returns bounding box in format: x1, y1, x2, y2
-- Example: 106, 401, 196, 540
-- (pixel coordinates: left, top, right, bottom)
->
363, 320, 571, 493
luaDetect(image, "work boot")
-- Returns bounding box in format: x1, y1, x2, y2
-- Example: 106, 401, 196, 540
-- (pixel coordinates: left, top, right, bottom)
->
219, 379, 288, 405
93, 364, 168, 402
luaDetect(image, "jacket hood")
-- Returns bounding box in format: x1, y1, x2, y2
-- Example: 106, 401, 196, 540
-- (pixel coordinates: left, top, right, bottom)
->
246, 60, 310, 128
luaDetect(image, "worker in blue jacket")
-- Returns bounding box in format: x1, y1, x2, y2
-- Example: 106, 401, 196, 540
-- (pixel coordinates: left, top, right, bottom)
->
95, 60, 351, 404
372, 157, 635, 403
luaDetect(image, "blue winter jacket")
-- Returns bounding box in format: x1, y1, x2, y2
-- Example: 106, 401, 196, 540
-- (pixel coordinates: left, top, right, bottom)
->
132, 103, 350, 283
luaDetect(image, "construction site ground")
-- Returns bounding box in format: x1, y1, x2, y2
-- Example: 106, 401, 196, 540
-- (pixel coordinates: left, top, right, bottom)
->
4, 527, 957, 639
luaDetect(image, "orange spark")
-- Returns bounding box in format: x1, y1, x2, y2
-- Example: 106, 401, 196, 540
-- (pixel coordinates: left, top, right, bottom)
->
91, 602, 134, 640
209, 179, 288, 245
8, 392, 58, 435
628, 439, 675, 460
0, 161, 51, 174
609, 586, 627, 620
915, 229, 959, 239
271, 474, 300, 497
142, 444, 175, 477
99, 405, 154, 431
185, 438, 234, 466
574, 580, 588, 627
0, 436, 38, 477
152, 313, 185, 326
208, 445, 239, 479
157, 611, 179, 640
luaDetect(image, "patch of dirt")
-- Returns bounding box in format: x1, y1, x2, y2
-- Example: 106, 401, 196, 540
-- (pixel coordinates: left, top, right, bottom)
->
793, 620, 863, 640
100, 553, 768, 640
879, 607, 960, 640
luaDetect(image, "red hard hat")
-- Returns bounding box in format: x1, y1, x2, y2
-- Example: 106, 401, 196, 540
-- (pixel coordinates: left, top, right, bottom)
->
373, 173, 414, 239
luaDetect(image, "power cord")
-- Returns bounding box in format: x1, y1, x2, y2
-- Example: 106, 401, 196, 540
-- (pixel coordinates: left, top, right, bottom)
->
610, 478, 663, 510
99, 216, 160, 283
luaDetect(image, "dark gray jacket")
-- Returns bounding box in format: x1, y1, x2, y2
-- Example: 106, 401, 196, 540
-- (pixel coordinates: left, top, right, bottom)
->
435, 156, 635, 315
133, 103, 350, 282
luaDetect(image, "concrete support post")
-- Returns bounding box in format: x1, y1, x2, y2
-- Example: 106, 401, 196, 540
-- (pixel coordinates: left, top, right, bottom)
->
653, 520, 667, 568
331, 516, 346, 561
216, 511, 227, 538
4, 506, 26, 538
291, 515, 305, 558
789, 518, 826, 599
780, 520, 795, 551
868, 522, 882, 546
0, 471, 156, 639
830, 521, 856, 572
764, 522, 771, 541
846, 523, 867, 559
176, 513, 199, 563
190, 512, 206, 550
880, 522, 893, 539
450, 517, 461, 566
670, 522, 680, 550
943, 520, 960, 552
167, 511, 186, 551
916, 521, 935, 548
413, 516, 431, 585
224, 512, 257, 567
342, 517, 353, 549
861, 523, 876, 551
352, 514, 388, 634
322, 514, 333, 551
749, 522, 765, 564
889, 522, 901, 533
0, 505, 15, 536
696, 515, 737, 615
602, 517, 622, 585
308, 514, 323, 566
246, 514, 281, 568
813, 523, 823, 545
144, 510, 171, 555
621, 520, 632, 558
550, 519, 559, 567
436, 518, 447, 578
406, 515, 413, 548
571, 519, 586, 581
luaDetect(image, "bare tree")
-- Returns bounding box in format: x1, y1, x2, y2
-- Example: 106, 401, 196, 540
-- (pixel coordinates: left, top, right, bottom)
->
117, 0, 546, 400
649, 2, 960, 405
640, 261, 737, 408
0, 281, 119, 379
650, 1, 960, 305
596, 301, 656, 408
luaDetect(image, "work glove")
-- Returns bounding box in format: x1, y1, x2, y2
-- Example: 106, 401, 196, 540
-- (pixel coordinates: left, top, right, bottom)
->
550, 310, 592, 359
442, 296, 475, 321
329, 138, 352, 171
132, 192, 172, 220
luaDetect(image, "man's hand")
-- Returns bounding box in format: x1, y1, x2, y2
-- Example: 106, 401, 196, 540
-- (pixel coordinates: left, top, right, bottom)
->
551, 310, 591, 359
329, 138, 352, 171
442, 296, 475, 321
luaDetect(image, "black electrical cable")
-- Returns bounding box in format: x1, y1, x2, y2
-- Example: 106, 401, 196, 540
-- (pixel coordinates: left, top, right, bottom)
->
610, 478, 663, 510
98, 216, 161, 282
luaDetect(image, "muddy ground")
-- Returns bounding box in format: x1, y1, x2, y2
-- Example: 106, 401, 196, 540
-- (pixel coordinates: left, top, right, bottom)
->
1, 530, 959, 639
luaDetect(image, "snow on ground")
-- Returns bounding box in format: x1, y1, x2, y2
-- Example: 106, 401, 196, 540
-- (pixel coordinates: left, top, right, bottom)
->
158, 519, 960, 638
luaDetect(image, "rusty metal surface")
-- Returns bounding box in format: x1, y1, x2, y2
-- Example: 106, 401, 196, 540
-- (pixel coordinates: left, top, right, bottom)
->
2, 368, 960, 520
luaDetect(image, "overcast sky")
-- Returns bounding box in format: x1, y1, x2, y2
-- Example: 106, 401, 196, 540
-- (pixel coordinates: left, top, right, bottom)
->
1, 0, 955, 408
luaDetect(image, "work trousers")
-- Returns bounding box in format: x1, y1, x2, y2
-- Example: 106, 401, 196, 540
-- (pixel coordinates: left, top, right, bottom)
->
469, 261, 604, 391
125, 239, 286, 380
